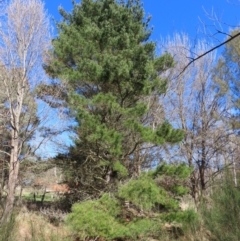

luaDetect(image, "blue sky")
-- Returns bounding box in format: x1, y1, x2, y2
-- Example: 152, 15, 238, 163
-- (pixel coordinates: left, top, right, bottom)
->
45, 0, 240, 43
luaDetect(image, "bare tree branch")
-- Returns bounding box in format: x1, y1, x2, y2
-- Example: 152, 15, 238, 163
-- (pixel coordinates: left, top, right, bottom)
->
174, 32, 240, 80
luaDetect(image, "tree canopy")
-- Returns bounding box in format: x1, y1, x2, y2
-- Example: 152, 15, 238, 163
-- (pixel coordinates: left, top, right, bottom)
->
45, 0, 184, 198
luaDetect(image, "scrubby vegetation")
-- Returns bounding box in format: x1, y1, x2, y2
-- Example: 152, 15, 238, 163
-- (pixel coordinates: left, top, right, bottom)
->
201, 172, 240, 241
66, 163, 196, 240
1, 167, 240, 241
0, 0, 240, 240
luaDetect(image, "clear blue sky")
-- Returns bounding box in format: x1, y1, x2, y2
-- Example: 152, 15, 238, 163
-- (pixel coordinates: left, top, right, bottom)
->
45, 0, 240, 43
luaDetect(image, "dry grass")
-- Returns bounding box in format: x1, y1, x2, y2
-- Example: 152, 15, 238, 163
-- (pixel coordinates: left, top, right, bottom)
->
10, 207, 72, 241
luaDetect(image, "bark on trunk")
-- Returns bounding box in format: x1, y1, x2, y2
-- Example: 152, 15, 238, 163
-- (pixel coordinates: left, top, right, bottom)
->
199, 139, 206, 191
190, 173, 198, 204
0, 136, 19, 223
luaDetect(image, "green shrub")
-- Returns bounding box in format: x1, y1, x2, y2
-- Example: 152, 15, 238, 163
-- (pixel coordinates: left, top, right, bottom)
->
66, 194, 129, 240
118, 174, 169, 210
66, 163, 195, 240
151, 163, 191, 197
163, 209, 197, 224
127, 218, 162, 239
201, 171, 240, 241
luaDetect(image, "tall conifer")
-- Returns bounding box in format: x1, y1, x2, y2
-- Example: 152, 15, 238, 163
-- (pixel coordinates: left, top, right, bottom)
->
45, 0, 184, 196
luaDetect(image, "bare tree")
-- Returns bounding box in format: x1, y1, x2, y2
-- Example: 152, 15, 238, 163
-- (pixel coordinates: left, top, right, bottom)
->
159, 33, 233, 203
0, 0, 52, 222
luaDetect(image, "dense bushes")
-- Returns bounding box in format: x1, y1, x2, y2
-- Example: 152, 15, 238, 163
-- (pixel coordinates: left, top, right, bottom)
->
66, 163, 197, 240
66, 194, 128, 240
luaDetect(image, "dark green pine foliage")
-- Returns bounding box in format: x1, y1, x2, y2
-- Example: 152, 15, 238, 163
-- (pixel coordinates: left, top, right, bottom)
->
45, 0, 184, 197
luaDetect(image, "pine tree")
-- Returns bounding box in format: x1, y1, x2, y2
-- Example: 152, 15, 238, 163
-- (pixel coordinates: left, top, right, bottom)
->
45, 0, 184, 198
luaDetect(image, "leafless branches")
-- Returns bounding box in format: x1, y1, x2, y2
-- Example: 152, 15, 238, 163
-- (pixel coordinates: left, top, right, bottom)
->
174, 32, 240, 79
159, 33, 236, 203
0, 0, 61, 223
